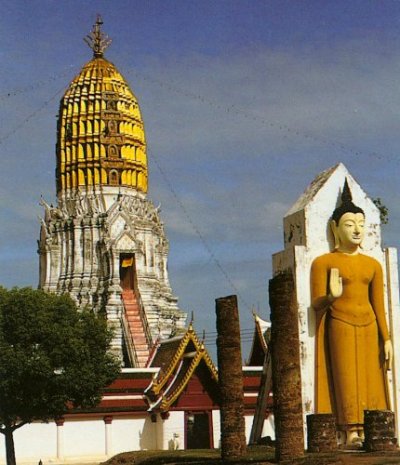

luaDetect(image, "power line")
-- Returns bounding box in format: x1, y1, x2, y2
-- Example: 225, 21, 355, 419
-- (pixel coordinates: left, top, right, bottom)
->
122, 65, 386, 163
0, 59, 391, 308
148, 147, 254, 311
0, 87, 65, 146
0, 65, 77, 102
0, 59, 389, 163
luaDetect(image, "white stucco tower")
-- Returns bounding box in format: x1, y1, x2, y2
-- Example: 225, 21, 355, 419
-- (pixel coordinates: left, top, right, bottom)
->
38, 17, 186, 366
273, 163, 400, 439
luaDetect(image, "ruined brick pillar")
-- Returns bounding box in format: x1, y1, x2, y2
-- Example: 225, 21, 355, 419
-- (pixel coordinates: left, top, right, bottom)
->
364, 410, 397, 452
269, 271, 304, 461
306, 414, 337, 452
216, 295, 247, 461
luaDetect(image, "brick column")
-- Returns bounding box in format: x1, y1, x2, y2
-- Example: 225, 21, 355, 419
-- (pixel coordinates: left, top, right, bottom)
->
306, 414, 336, 452
364, 410, 397, 452
269, 271, 304, 461
216, 295, 247, 461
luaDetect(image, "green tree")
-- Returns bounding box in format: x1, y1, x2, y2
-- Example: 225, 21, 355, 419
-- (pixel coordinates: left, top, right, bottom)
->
372, 197, 389, 225
0, 287, 120, 465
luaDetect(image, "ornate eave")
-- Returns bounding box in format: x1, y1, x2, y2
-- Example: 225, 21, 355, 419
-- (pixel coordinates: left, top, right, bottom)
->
158, 352, 217, 412
148, 323, 217, 395
144, 324, 218, 412
247, 313, 271, 366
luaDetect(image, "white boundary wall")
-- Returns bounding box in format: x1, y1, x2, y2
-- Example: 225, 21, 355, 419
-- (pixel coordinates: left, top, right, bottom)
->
0, 409, 274, 464
0, 416, 152, 465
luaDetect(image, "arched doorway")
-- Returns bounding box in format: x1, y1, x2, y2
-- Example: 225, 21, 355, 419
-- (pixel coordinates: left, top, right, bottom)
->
119, 253, 137, 292
185, 411, 213, 449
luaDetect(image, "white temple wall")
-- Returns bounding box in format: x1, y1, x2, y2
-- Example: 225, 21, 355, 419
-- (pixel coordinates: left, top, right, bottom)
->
261, 414, 275, 440
243, 413, 275, 444
0, 408, 271, 463
112, 417, 156, 454
64, 419, 104, 457
212, 410, 221, 448
159, 411, 184, 451
11, 423, 56, 464
0, 416, 160, 465
385, 247, 400, 434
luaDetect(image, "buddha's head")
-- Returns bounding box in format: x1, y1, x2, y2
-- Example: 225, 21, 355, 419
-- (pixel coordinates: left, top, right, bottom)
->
331, 180, 365, 252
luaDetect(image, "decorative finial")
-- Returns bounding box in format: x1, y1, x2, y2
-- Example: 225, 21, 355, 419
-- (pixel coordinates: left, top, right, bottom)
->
341, 178, 352, 204
331, 178, 364, 224
84, 15, 112, 58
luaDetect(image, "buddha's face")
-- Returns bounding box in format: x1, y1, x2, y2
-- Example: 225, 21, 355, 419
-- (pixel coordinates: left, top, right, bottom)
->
332, 212, 365, 251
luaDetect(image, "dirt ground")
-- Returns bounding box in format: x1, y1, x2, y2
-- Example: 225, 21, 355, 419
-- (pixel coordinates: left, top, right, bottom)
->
101, 446, 400, 465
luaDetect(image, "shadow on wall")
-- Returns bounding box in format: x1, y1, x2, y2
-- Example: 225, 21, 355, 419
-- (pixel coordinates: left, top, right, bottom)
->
139, 416, 157, 450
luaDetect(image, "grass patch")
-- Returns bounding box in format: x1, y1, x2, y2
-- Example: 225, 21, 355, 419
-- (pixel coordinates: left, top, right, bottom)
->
101, 445, 275, 465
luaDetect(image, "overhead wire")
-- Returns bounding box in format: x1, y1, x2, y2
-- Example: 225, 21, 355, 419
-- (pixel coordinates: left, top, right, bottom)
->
0, 57, 390, 312
0, 64, 77, 102
0, 86, 66, 146
122, 65, 385, 162
147, 147, 254, 311
0, 58, 387, 161
0, 54, 385, 164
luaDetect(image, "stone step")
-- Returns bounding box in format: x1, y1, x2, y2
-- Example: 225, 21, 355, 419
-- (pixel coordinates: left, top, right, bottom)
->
124, 300, 139, 307
125, 316, 142, 323
125, 310, 141, 316
126, 317, 141, 323
125, 310, 142, 321
121, 290, 150, 368
125, 311, 141, 317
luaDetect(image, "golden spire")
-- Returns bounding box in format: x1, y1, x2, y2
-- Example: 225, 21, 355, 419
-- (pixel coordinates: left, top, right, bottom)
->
84, 15, 112, 58
56, 18, 148, 195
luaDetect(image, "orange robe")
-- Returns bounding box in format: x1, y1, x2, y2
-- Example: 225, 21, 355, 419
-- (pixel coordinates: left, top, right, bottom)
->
311, 252, 389, 430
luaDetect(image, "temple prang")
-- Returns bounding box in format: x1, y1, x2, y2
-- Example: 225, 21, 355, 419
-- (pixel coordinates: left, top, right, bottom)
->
38, 17, 187, 366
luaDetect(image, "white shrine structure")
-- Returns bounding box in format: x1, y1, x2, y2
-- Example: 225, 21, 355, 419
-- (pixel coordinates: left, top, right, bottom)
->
273, 162, 400, 440
38, 17, 186, 366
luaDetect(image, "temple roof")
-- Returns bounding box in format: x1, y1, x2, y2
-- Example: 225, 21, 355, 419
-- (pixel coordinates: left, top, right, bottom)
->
145, 323, 219, 413
247, 313, 271, 366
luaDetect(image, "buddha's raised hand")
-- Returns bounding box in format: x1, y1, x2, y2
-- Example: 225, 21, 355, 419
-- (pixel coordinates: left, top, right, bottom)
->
329, 268, 343, 300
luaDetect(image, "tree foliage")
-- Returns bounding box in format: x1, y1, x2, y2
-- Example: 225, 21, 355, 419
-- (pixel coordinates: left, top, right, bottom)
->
0, 287, 120, 465
372, 197, 389, 225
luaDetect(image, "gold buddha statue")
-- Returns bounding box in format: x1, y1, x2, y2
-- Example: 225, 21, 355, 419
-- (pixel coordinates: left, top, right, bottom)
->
311, 180, 393, 445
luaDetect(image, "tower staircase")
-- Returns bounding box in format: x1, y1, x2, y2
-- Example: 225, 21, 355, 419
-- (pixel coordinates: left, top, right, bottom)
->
121, 289, 152, 367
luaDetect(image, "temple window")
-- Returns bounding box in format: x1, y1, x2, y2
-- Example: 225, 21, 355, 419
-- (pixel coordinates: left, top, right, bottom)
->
108, 145, 119, 158
108, 120, 117, 134
109, 170, 119, 186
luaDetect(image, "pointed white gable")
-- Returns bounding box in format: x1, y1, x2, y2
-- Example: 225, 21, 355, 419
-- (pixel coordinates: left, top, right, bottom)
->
283, 162, 381, 256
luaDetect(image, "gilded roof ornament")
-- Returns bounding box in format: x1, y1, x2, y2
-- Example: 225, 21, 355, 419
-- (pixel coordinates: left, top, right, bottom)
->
84, 15, 112, 58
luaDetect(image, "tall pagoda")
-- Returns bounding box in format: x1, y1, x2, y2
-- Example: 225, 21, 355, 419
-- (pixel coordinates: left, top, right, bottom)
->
38, 16, 186, 366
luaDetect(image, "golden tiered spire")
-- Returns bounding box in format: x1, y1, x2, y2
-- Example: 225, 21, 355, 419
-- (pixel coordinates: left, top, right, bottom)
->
56, 17, 148, 195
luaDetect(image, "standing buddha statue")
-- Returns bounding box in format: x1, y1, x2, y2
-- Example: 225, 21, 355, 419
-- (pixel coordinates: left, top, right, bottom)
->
311, 180, 393, 445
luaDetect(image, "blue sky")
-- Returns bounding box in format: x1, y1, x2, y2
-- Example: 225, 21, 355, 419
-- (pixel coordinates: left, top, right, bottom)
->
1, 0, 400, 358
